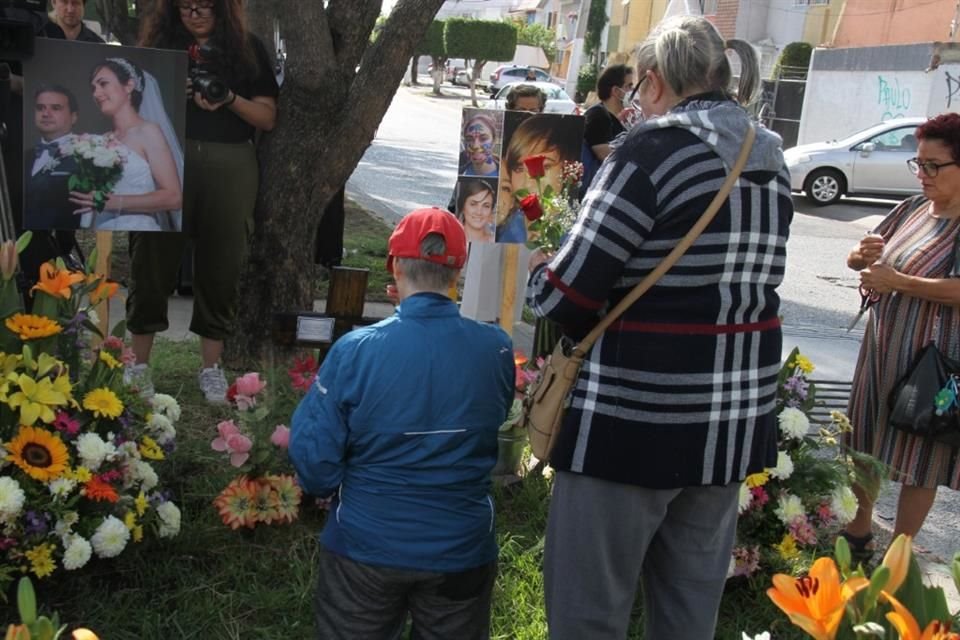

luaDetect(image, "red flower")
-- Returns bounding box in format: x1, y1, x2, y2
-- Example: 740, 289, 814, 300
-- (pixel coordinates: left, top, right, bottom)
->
288, 354, 319, 392
522, 154, 547, 179
226, 382, 238, 404
519, 194, 543, 221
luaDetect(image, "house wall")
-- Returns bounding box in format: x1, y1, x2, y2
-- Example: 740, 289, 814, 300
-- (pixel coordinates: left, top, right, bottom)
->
832, 0, 957, 48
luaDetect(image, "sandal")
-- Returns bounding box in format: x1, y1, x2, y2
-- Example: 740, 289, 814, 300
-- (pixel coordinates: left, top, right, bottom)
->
838, 530, 876, 567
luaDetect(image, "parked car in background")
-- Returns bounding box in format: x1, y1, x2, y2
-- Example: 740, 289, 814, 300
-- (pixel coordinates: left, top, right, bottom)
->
488, 65, 552, 95
785, 117, 926, 205
489, 81, 579, 115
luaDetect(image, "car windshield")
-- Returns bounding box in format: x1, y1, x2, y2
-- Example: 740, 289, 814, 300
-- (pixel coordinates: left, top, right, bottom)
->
833, 121, 922, 146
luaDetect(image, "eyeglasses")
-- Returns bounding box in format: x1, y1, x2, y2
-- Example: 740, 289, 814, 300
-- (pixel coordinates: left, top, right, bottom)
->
629, 74, 647, 102
907, 157, 958, 178
177, 1, 214, 16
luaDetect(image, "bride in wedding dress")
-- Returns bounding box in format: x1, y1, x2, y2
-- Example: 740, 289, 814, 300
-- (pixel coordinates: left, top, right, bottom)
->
70, 57, 183, 231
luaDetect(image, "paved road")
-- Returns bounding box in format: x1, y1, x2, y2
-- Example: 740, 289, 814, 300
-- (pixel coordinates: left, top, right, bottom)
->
347, 86, 960, 577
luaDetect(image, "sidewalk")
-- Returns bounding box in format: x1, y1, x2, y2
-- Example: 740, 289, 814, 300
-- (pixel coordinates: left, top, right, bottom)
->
130, 293, 958, 608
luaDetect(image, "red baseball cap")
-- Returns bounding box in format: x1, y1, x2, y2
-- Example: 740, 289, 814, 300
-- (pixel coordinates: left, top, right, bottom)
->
386, 207, 468, 274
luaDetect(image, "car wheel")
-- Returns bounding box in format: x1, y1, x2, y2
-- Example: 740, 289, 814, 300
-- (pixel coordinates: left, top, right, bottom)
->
804, 168, 845, 206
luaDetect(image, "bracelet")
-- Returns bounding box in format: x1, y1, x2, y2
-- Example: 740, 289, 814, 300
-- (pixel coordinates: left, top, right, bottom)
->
225, 92, 237, 107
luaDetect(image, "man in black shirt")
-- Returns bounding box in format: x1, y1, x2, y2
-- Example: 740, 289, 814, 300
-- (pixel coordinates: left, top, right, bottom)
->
583, 64, 634, 163
43, 0, 105, 43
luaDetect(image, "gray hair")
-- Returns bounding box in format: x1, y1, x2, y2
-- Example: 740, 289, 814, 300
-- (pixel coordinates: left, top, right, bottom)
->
394, 233, 459, 291
634, 15, 759, 106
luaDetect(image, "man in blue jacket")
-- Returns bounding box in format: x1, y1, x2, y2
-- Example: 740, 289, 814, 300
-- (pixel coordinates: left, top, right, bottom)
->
290, 207, 515, 640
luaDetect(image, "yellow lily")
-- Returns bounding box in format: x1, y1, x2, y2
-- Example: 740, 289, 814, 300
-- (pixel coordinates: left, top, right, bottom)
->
882, 534, 913, 595
5, 374, 68, 424
767, 557, 863, 640
886, 591, 960, 639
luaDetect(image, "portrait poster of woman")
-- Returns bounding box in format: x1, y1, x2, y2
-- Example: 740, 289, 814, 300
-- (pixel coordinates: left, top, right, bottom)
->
22, 38, 187, 233
454, 177, 498, 244
494, 110, 583, 244
458, 108, 504, 178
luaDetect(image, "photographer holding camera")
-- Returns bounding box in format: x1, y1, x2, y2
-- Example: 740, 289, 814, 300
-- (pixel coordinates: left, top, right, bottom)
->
127, 0, 278, 401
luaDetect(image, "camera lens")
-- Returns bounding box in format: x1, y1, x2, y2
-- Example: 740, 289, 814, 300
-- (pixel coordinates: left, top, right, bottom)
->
203, 79, 229, 103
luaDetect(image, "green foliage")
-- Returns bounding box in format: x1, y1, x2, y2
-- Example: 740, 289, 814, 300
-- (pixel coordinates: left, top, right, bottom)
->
444, 18, 518, 64
418, 19, 446, 58
576, 64, 598, 97
370, 14, 388, 43
771, 42, 813, 79
511, 19, 557, 64
583, 0, 608, 60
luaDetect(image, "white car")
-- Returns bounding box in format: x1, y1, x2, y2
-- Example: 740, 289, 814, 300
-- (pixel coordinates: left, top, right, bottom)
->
489, 81, 579, 115
785, 117, 926, 205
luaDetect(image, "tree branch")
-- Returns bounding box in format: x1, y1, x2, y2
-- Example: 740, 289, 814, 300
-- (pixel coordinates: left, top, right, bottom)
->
327, 0, 381, 76
282, 2, 335, 90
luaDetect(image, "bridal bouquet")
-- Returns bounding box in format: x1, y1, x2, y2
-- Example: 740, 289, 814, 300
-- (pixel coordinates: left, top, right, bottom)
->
515, 156, 583, 253
210, 361, 316, 530
0, 239, 181, 595
58, 133, 127, 213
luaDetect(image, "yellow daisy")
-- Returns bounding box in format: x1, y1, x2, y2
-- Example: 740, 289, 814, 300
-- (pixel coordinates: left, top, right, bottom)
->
82, 388, 123, 419
4, 314, 62, 341
139, 436, 165, 461
24, 543, 56, 578
99, 350, 121, 370
791, 354, 815, 375
124, 511, 137, 530
66, 466, 92, 483
6, 425, 70, 482
745, 470, 770, 488
135, 491, 149, 516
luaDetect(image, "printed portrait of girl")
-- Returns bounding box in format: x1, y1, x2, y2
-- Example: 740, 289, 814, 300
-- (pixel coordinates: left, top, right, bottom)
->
458, 110, 503, 178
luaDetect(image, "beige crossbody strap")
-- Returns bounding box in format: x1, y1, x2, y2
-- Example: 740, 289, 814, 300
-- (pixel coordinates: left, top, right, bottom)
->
574, 124, 757, 356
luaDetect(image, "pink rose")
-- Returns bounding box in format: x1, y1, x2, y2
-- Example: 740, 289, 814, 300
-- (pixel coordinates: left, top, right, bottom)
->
211, 420, 252, 467
235, 372, 266, 396
270, 424, 290, 448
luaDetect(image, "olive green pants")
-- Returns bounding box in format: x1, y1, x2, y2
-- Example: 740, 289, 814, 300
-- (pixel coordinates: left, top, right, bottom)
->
127, 140, 258, 340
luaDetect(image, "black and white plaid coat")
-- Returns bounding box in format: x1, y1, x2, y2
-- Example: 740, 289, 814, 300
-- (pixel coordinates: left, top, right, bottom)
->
527, 95, 793, 489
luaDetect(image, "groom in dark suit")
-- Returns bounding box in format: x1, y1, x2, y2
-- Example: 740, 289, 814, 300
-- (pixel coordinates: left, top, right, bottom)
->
24, 85, 81, 231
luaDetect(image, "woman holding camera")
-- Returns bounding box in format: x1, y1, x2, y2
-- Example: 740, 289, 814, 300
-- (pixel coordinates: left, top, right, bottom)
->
127, 0, 278, 402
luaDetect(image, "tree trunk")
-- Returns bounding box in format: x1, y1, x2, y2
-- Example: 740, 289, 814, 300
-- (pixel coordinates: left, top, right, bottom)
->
431, 56, 444, 95
227, 0, 445, 368
409, 56, 419, 86
468, 59, 486, 107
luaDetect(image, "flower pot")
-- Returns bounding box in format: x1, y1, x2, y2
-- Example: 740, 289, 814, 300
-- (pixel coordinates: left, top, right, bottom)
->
492, 427, 528, 476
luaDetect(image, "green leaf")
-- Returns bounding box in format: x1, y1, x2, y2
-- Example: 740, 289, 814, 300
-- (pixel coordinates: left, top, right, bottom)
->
17, 576, 37, 625
110, 319, 127, 338
542, 183, 555, 200
952, 552, 960, 596
15, 231, 33, 254
86, 247, 99, 274
514, 188, 531, 199
81, 318, 105, 339
29, 616, 55, 640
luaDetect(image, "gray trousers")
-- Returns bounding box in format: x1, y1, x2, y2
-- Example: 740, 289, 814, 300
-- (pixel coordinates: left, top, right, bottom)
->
544, 472, 740, 640
314, 547, 497, 640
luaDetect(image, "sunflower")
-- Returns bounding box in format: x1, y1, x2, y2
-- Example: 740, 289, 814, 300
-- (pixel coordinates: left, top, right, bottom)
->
82, 388, 124, 419
4, 314, 62, 341
6, 426, 70, 482
31, 262, 84, 299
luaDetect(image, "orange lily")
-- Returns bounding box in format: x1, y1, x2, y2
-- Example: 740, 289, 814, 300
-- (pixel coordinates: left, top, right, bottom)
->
882, 534, 913, 595
89, 278, 119, 305
31, 262, 84, 299
886, 592, 960, 639
767, 557, 867, 640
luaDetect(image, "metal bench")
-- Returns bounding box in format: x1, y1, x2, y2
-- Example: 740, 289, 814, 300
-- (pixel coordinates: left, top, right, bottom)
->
808, 379, 853, 424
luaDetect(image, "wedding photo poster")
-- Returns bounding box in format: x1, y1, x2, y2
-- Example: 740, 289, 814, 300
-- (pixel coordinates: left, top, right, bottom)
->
494, 110, 583, 244
23, 39, 187, 233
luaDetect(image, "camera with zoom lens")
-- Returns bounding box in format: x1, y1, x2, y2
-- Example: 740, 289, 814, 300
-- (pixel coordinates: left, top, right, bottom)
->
187, 42, 230, 104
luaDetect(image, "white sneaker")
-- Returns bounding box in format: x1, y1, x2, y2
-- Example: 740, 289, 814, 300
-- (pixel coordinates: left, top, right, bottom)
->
123, 363, 155, 399
198, 365, 229, 405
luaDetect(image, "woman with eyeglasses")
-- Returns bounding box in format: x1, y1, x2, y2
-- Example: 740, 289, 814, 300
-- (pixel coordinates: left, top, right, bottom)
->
125, 0, 279, 403
842, 112, 960, 562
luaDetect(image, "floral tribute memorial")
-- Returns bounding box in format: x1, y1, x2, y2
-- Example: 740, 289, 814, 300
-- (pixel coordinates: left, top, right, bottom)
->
211, 355, 319, 529
516, 155, 583, 253
731, 349, 864, 580
0, 236, 181, 596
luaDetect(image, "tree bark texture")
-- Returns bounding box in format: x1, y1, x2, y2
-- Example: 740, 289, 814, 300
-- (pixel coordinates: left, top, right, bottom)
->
227, 0, 445, 367
409, 56, 419, 85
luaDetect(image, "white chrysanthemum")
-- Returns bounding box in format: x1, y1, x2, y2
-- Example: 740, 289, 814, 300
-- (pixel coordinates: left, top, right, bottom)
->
768, 451, 795, 480
156, 501, 181, 538
743, 633, 771, 640
62, 535, 92, 570
775, 493, 805, 525
91, 515, 130, 558
54, 511, 80, 538
830, 486, 859, 525
738, 482, 752, 514
151, 393, 181, 422
75, 433, 116, 471
132, 461, 159, 492
116, 441, 140, 463
48, 477, 77, 500
778, 407, 810, 440
147, 413, 176, 445
0, 476, 26, 522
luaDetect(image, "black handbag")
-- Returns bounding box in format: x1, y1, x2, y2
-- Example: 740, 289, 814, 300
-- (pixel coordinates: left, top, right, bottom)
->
888, 342, 960, 447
